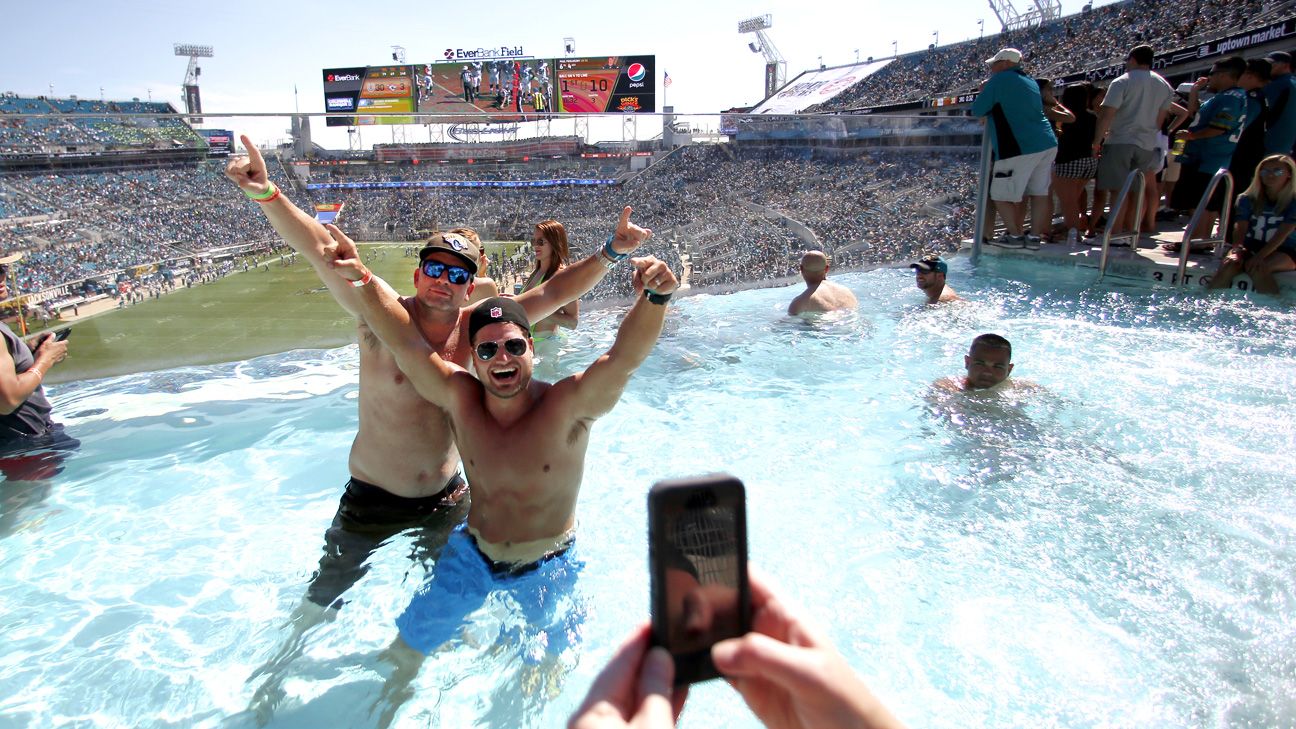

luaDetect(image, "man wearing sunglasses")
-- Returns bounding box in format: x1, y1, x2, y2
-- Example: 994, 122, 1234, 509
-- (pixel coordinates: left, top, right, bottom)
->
325, 232, 677, 655
225, 137, 657, 702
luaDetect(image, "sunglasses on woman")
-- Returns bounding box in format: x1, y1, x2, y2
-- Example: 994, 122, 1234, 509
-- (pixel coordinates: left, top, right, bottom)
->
1259, 167, 1290, 177
421, 260, 472, 285
475, 337, 528, 361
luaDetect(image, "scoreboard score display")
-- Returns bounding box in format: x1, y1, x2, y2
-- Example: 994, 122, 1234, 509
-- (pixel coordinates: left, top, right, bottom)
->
323, 54, 654, 125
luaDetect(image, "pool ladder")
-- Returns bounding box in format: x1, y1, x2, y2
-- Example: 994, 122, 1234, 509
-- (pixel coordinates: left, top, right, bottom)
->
1096, 170, 1146, 280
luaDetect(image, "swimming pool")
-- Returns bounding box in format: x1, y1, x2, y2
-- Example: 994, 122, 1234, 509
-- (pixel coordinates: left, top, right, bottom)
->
2, 257, 1294, 728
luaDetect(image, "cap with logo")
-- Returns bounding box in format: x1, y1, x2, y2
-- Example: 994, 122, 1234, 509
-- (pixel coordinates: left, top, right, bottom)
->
419, 232, 480, 274
909, 256, 948, 274
468, 297, 531, 343
985, 48, 1023, 65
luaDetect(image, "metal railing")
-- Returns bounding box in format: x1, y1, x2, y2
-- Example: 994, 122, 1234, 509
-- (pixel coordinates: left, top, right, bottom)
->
1097, 169, 1146, 279
1177, 168, 1233, 287
971, 132, 992, 262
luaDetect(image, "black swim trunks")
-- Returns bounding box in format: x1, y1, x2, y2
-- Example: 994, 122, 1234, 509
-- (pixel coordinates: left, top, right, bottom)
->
305, 474, 469, 609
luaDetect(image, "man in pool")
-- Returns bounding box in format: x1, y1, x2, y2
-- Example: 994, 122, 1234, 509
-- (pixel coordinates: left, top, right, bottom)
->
320, 226, 678, 656
933, 333, 1036, 393
225, 136, 655, 615
910, 255, 959, 304
787, 250, 858, 315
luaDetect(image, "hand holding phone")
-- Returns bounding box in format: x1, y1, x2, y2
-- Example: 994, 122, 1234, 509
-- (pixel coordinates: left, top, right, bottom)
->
54, 328, 72, 341
649, 473, 750, 686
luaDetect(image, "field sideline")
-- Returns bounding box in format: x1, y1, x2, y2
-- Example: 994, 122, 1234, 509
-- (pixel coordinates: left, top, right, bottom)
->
44, 242, 526, 384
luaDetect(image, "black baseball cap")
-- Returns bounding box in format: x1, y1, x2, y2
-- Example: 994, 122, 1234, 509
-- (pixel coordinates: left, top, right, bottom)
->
1267, 51, 1292, 66
909, 256, 948, 274
418, 232, 480, 274
468, 297, 531, 343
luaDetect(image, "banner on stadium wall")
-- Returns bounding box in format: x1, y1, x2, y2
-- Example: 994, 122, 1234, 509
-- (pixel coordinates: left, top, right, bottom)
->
306, 179, 616, 190
750, 59, 893, 115
1059, 17, 1296, 84
314, 203, 344, 225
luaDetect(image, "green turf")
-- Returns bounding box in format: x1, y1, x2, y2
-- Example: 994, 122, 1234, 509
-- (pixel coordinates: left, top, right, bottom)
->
46, 244, 441, 384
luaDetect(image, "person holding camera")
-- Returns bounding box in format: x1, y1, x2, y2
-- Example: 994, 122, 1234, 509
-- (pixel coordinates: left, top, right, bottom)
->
569, 570, 907, 729
0, 261, 72, 451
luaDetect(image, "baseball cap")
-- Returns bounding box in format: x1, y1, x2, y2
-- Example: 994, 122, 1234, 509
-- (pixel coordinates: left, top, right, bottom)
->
418, 232, 480, 274
468, 297, 531, 343
986, 48, 1022, 65
1267, 51, 1292, 65
909, 256, 948, 274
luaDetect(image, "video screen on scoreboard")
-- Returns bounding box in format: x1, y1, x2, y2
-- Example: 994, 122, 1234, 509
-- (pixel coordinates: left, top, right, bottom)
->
412, 59, 553, 121
198, 129, 234, 155
556, 55, 655, 113
323, 66, 416, 126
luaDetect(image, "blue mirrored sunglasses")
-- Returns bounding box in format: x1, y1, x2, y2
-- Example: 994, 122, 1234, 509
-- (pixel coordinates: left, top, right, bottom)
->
421, 260, 472, 285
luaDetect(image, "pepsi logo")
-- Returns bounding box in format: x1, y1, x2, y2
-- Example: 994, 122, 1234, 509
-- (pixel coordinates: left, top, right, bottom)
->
626, 63, 646, 82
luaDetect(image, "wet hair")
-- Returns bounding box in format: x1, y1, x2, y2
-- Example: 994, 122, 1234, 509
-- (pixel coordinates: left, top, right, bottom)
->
1060, 82, 1092, 117
532, 220, 570, 281
1212, 56, 1246, 80
1127, 45, 1155, 66
970, 333, 1012, 360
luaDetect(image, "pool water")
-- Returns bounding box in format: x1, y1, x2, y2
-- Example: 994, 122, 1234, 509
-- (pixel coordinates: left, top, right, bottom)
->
2, 258, 1294, 728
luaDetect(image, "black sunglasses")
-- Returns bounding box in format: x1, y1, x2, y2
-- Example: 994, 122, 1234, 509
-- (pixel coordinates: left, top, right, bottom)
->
475, 337, 528, 361
421, 260, 472, 285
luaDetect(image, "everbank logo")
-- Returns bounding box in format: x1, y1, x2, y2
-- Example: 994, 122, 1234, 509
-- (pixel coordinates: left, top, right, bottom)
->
327, 73, 361, 83
443, 46, 528, 61
626, 63, 646, 82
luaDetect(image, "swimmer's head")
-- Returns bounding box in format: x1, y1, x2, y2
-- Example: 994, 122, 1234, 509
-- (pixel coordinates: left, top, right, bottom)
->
468, 298, 533, 398
419, 231, 480, 274
799, 250, 830, 283
910, 256, 947, 293
965, 333, 1013, 389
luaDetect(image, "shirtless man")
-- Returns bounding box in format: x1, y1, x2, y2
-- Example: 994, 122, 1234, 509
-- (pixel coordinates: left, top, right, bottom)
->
226, 131, 659, 594
933, 333, 1034, 393
787, 250, 858, 315
910, 255, 959, 304
321, 226, 678, 656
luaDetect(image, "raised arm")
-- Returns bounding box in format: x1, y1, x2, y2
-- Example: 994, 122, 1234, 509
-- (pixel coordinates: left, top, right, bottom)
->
225, 135, 368, 317
512, 206, 652, 323
567, 257, 678, 419
323, 225, 462, 409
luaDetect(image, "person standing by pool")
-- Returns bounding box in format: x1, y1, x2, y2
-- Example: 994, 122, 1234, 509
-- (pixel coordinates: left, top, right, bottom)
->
520, 220, 579, 337
0, 258, 76, 460
224, 137, 654, 614
909, 256, 959, 304
1209, 154, 1296, 295
787, 251, 858, 315
320, 229, 678, 656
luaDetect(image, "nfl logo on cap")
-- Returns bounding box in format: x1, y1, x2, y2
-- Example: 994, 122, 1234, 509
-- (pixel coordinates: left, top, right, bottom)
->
490, 306, 503, 318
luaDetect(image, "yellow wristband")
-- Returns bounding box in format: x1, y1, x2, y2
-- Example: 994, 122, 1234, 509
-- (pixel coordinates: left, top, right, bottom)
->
243, 182, 278, 201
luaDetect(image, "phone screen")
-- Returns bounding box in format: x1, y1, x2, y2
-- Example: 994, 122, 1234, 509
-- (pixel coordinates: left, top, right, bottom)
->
650, 475, 749, 684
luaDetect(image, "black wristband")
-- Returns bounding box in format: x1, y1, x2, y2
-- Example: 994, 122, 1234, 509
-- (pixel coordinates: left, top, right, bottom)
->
645, 290, 672, 305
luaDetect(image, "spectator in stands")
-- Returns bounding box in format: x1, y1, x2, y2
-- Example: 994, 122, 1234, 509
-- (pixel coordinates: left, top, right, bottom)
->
520, 220, 578, 336
910, 255, 959, 304
1092, 45, 1175, 241
1053, 82, 1099, 244
1209, 154, 1296, 295
787, 250, 858, 315
568, 569, 907, 729
0, 258, 75, 456
1263, 51, 1296, 155
1225, 59, 1273, 218
972, 48, 1059, 249
1169, 56, 1249, 248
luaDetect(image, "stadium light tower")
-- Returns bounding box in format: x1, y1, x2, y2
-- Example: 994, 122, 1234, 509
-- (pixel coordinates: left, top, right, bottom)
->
738, 14, 786, 100
987, 0, 1061, 31
174, 43, 213, 122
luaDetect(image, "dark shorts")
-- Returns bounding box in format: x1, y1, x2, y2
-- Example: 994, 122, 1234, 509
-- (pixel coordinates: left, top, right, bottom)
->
0, 424, 80, 482
1171, 162, 1229, 213
1241, 243, 1296, 264
305, 474, 469, 609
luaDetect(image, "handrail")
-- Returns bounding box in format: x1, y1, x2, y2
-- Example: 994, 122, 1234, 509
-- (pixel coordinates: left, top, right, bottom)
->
1177, 168, 1233, 287
1097, 169, 1145, 279
971, 131, 993, 263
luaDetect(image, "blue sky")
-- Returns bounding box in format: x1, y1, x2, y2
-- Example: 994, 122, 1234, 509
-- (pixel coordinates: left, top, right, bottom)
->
0, 0, 1112, 146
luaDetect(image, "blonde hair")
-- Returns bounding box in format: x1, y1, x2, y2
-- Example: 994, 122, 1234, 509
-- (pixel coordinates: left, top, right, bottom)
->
1241, 154, 1296, 212
532, 220, 570, 280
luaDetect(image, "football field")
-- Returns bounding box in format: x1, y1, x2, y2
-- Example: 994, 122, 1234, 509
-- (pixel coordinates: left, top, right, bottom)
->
45, 242, 525, 384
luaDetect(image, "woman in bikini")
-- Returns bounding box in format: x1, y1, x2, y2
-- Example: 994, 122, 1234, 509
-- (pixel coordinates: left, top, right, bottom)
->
1209, 154, 1296, 295
519, 220, 578, 336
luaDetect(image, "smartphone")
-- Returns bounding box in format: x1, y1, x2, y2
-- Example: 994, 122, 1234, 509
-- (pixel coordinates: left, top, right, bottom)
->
54, 328, 72, 341
649, 473, 751, 685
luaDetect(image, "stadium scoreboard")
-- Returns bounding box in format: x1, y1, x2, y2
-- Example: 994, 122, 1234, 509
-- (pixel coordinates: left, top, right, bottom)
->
322, 54, 655, 126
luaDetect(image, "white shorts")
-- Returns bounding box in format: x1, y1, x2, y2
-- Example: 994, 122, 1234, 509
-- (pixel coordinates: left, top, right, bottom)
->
990, 147, 1058, 202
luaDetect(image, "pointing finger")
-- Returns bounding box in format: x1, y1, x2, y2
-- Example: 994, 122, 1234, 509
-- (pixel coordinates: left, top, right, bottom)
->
618, 205, 632, 233
240, 134, 265, 169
